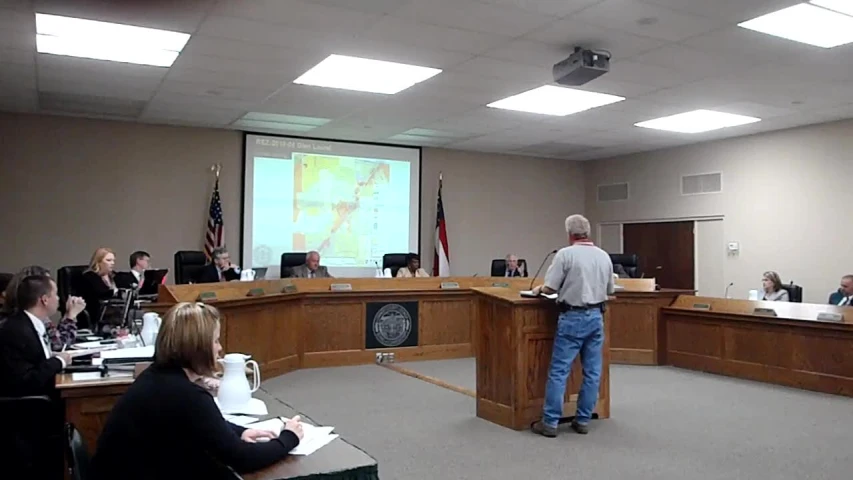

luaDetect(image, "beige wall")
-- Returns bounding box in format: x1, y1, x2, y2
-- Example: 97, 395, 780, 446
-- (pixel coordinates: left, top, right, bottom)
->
0, 113, 584, 278
584, 119, 853, 303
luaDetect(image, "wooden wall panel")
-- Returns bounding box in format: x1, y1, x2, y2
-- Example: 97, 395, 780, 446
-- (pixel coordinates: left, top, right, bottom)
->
420, 298, 472, 346
302, 303, 363, 353
476, 298, 513, 407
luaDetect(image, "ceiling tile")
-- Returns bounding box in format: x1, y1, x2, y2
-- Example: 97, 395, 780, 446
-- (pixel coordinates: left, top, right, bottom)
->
453, 56, 551, 83
632, 44, 759, 79
478, 0, 601, 16
362, 16, 511, 55
262, 84, 386, 119
482, 39, 579, 68
682, 26, 822, 63
523, 17, 667, 59
158, 80, 277, 104
306, 0, 415, 15
604, 59, 706, 88
642, 0, 800, 23
392, 0, 554, 36
212, 0, 382, 33
0, 85, 36, 112
0, 62, 35, 87
33, 0, 214, 32
198, 15, 357, 51
572, 0, 726, 42
332, 38, 473, 69
401, 71, 540, 105
37, 54, 169, 81
0, 47, 33, 67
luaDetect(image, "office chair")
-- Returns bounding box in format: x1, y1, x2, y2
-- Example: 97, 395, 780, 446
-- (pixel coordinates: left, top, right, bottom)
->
1, 395, 61, 478
781, 282, 803, 303
280, 253, 308, 278
0, 272, 13, 296
64, 423, 91, 480
609, 254, 640, 278
174, 251, 207, 284
382, 253, 409, 277
56, 265, 88, 311
490, 259, 528, 277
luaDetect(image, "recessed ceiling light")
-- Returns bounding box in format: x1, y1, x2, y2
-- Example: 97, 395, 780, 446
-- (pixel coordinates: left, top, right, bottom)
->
635, 109, 760, 133
35, 13, 190, 67
737, 3, 853, 48
811, 0, 853, 17
293, 54, 442, 94
486, 85, 625, 116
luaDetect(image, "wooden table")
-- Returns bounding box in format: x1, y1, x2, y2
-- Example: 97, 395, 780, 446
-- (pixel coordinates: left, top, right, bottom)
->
660, 295, 853, 396
55, 376, 378, 480
472, 288, 611, 430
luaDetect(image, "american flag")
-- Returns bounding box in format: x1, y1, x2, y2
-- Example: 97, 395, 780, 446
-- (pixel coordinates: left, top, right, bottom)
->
433, 173, 450, 277
205, 179, 224, 260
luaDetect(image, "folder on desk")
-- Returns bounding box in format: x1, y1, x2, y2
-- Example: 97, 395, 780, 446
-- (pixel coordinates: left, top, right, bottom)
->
520, 290, 557, 299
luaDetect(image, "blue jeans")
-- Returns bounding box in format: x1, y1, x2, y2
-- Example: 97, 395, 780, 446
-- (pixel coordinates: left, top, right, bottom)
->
542, 308, 604, 427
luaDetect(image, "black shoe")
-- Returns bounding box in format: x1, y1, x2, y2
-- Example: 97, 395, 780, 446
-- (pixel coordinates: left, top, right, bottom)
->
570, 421, 589, 435
531, 420, 557, 438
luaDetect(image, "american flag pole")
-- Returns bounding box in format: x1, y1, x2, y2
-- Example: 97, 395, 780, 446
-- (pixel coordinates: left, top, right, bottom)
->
434, 172, 450, 277
205, 164, 225, 260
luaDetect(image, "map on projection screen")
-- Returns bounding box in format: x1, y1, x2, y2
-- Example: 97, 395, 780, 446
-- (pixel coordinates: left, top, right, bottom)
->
292, 152, 392, 265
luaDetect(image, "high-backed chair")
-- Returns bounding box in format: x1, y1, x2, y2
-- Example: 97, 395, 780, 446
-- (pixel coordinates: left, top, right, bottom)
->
490, 259, 528, 277
781, 282, 803, 303
173, 251, 207, 285
382, 253, 409, 277
56, 265, 88, 309
0, 272, 13, 296
609, 253, 640, 278
64, 423, 91, 480
280, 253, 307, 278
1, 394, 61, 477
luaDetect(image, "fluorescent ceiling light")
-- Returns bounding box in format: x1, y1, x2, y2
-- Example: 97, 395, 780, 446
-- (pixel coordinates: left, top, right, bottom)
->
811, 0, 853, 17
35, 13, 190, 67
487, 85, 624, 116
293, 54, 442, 94
737, 3, 853, 48
635, 109, 760, 133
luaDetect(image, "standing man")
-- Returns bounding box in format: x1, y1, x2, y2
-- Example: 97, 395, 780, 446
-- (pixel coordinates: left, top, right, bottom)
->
291, 251, 332, 278
530, 214, 614, 437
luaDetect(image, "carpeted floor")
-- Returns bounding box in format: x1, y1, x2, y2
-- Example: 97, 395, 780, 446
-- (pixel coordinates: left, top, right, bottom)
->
261, 359, 853, 480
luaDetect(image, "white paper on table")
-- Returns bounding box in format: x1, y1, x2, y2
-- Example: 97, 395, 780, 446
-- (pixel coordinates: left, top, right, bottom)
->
67, 346, 117, 357
291, 433, 339, 455
245, 418, 338, 455
100, 345, 155, 359
224, 414, 259, 426
71, 371, 133, 382
72, 340, 113, 349
214, 397, 268, 416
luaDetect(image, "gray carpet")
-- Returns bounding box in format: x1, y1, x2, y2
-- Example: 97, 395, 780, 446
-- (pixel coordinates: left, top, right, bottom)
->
261, 360, 853, 480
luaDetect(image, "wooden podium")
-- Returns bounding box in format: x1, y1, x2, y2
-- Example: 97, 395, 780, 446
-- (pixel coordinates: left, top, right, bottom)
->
472, 288, 611, 430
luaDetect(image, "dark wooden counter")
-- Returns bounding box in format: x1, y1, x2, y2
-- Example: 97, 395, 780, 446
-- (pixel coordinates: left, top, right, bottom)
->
661, 296, 853, 396
609, 288, 694, 365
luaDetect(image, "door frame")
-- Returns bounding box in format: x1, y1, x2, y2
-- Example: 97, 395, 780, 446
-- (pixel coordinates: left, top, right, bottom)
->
597, 215, 725, 289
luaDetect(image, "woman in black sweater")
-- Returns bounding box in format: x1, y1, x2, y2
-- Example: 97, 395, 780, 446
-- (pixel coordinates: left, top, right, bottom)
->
79, 247, 119, 328
91, 303, 303, 480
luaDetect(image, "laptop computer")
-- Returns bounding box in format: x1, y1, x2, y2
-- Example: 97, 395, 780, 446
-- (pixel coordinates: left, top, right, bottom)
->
140, 269, 168, 295
252, 267, 268, 280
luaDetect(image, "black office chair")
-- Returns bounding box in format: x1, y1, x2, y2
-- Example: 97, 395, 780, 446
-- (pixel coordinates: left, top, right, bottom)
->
490, 259, 528, 277
781, 282, 803, 303
56, 265, 88, 312
280, 253, 308, 278
609, 254, 640, 278
64, 423, 91, 480
382, 253, 409, 277
174, 251, 207, 284
1, 395, 61, 478
0, 272, 13, 296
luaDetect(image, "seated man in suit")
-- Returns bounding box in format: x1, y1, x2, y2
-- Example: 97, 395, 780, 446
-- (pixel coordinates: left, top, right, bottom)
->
196, 247, 241, 283
291, 251, 332, 278
396, 253, 430, 278
0, 275, 83, 396
115, 250, 150, 289
828, 274, 853, 305
504, 254, 526, 277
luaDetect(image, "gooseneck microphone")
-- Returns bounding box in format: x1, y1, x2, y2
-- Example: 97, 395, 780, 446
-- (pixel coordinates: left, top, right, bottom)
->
724, 282, 734, 299
529, 249, 559, 290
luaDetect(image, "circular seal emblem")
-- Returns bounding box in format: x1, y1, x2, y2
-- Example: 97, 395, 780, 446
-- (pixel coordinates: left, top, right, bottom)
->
253, 245, 273, 267
372, 304, 412, 347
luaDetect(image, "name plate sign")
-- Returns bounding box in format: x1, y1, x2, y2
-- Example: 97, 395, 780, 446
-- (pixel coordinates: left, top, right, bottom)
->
491, 282, 510, 288
246, 288, 265, 297
817, 312, 844, 322
692, 303, 711, 311
330, 283, 353, 291
197, 291, 218, 302
281, 284, 298, 294
753, 307, 777, 317
440, 282, 460, 289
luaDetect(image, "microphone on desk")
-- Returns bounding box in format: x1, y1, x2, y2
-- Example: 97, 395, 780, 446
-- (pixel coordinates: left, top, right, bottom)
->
374, 261, 383, 278
724, 282, 734, 299
528, 249, 558, 290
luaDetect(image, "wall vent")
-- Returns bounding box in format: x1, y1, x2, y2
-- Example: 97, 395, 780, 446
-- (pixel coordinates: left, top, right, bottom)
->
681, 173, 722, 195
597, 182, 629, 202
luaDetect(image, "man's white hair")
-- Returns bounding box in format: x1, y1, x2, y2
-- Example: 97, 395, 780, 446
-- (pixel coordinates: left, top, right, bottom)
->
564, 214, 591, 237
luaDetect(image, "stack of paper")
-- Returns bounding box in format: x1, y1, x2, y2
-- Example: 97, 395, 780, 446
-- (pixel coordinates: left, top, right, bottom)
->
246, 417, 339, 455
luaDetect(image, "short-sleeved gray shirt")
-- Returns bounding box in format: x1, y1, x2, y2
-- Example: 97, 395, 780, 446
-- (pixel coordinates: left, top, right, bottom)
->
544, 243, 614, 306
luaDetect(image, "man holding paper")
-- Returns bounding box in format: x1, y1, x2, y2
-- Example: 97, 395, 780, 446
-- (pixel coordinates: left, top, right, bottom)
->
529, 214, 614, 438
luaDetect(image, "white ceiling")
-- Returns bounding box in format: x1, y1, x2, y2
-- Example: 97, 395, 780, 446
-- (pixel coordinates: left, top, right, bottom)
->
3, 0, 853, 160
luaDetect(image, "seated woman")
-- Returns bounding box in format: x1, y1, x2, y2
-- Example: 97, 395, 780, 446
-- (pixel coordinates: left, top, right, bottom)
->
79, 248, 120, 327
760, 271, 789, 302
1, 265, 85, 350
91, 302, 304, 480
396, 253, 430, 278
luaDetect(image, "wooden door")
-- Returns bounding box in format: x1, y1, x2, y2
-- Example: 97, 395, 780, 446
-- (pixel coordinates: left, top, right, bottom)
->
622, 221, 694, 289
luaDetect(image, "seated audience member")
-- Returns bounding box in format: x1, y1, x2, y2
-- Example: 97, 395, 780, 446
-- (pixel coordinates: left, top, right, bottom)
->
91, 302, 304, 480
79, 247, 120, 325
0, 275, 80, 397
197, 247, 241, 283
760, 271, 789, 302
504, 254, 526, 277
396, 253, 430, 278
290, 250, 332, 278
115, 250, 149, 289
828, 274, 853, 306
2, 266, 85, 350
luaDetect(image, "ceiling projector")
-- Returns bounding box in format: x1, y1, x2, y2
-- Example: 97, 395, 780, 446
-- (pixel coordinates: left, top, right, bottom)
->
552, 47, 610, 86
